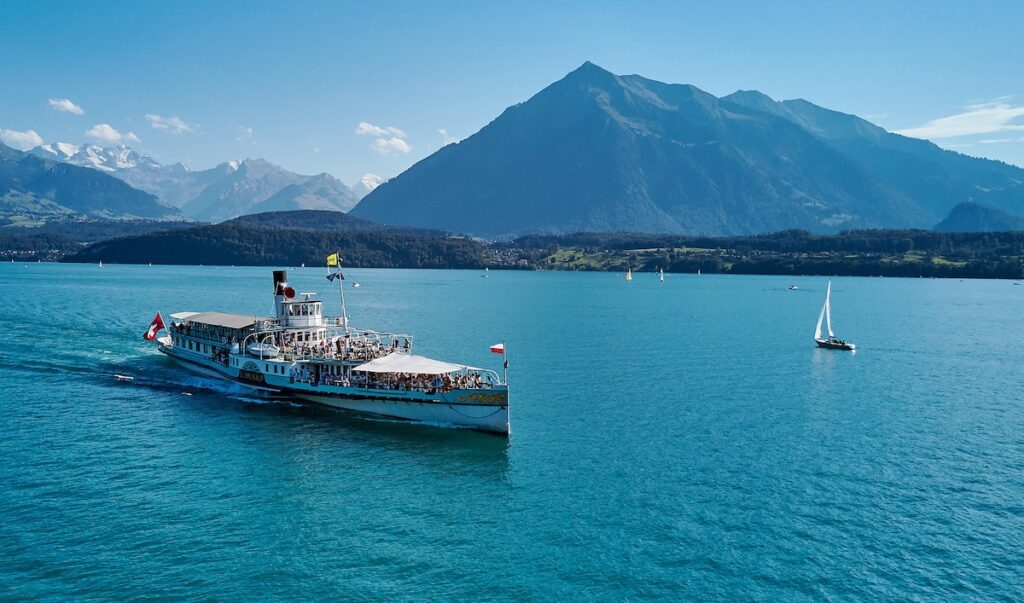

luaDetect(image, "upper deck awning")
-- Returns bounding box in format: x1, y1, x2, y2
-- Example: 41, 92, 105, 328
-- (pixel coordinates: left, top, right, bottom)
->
181, 312, 271, 330
353, 352, 479, 375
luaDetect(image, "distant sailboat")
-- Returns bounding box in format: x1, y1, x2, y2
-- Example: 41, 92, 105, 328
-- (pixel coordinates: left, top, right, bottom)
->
482, 267, 489, 278
814, 280, 855, 350
697, 269, 701, 276
98, 261, 103, 269
659, 268, 665, 283
625, 268, 632, 281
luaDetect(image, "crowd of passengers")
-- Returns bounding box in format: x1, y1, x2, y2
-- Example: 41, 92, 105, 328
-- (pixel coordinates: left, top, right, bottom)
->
277, 333, 411, 361
292, 368, 494, 392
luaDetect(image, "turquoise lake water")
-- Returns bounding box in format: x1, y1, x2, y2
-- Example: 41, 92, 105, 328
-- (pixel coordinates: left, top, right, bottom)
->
1, 263, 1022, 599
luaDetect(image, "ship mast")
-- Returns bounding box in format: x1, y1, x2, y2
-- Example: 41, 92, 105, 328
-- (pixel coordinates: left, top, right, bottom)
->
330, 251, 349, 332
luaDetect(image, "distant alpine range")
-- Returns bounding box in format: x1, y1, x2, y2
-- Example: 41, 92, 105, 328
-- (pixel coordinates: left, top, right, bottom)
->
3, 61, 1024, 234
27, 142, 363, 221
351, 62, 1024, 236
1, 143, 179, 223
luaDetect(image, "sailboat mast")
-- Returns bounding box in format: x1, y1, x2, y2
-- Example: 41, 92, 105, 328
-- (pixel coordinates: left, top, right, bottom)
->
825, 281, 834, 338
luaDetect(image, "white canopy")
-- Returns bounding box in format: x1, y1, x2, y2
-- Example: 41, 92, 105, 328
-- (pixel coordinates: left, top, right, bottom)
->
353, 352, 478, 375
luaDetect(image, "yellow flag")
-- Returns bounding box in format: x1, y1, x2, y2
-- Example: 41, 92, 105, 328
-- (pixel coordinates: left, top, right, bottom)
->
326, 252, 339, 267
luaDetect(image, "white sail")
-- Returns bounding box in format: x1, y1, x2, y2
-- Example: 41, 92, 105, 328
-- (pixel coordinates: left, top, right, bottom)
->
659, 269, 664, 283
825, 281, 834, 338
815, 293, 826, 340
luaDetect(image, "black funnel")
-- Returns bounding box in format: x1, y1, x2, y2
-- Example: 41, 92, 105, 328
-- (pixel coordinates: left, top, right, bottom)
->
273, 270, 288, 294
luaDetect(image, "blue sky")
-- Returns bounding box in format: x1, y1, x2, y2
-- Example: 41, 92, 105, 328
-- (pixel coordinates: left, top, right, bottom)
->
1, 0, 1022, 185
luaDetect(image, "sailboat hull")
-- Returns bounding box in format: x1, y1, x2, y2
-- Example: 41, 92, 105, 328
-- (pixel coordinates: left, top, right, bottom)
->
815, 338, 856, 351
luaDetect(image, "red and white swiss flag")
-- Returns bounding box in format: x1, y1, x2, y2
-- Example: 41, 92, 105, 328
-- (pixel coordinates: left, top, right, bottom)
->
144, 312, 165, 341
490, 342, 505, 354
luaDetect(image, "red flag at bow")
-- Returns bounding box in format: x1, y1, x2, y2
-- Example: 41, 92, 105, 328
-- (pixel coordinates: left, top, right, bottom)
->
490, 343, 505, 354
144, 312, 165, 341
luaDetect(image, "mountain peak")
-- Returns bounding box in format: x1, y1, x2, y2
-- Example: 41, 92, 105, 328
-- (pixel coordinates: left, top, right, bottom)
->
352, 62, 1024, 236
562, 61, 618, 85
722, 90, 778, 112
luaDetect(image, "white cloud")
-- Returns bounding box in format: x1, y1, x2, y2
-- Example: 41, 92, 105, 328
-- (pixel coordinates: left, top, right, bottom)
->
438, 128, 461, 145
356, 121, 412, 155
0, 128, 44, 150
145, 113, 196, 134
85, 123, 140, 144
897, 99, 1024, 140
370, 137, 412, 155
48, 98, 84, 115
979, 138, 1014, 144
355, 121, 406, 138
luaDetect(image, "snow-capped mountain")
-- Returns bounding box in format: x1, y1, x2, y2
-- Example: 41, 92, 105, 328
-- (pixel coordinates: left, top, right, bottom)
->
33, 142, 80, 161
27, 143, 359, 220
351, 173, 386, 199
32, 143, 160, 172
1, 142, 182, 221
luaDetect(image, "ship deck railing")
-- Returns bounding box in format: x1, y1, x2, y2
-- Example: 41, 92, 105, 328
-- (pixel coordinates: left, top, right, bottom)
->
256, 318, 413, 344
276, 344, 402, 364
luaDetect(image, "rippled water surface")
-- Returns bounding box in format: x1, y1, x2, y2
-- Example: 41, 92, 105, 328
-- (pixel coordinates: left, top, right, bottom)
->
1, 263, 1023, 599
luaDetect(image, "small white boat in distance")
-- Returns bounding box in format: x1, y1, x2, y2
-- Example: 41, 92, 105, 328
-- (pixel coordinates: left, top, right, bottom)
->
659, 268, 665, 283
98, 261, 103, 268
814, 280, 855, 351
352, 282, 361, 288
625, 268, 632, 281
114, 374, 133, 383
788, 285, 798, 291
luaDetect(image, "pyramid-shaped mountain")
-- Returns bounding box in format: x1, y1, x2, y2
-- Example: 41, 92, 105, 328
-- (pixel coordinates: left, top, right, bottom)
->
351, 62, 1024, 236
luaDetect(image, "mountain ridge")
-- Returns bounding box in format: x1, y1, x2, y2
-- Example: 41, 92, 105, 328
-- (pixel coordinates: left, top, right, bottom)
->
935, 201, 1024, 232
28, 143, 359, 221
1, 142, 182, 223
352, 62, 1024, 236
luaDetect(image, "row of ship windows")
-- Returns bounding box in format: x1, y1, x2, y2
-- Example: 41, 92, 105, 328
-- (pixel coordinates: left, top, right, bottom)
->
293, 330, 324, 342
177, 338, 210, 354
287, 304, 322, 316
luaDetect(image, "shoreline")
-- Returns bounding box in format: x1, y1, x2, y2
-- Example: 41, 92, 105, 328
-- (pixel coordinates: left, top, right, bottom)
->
13, 258, 1019, 281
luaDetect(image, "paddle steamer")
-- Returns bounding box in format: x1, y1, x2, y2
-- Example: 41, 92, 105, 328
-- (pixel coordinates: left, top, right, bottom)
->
148, 270, 509, 434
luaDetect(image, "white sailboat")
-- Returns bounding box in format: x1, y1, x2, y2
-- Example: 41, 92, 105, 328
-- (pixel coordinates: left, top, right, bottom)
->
98, 261, 103, 269
814, 280, 855, 350
625, 268, 632, 282
659, 268, 664, 283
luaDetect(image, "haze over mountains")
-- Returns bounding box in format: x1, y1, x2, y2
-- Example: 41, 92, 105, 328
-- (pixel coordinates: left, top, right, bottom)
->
352, 62, 1024, 236
1, 143, 180, 223
30, 143, 360, 221
5, 62, 1024, 235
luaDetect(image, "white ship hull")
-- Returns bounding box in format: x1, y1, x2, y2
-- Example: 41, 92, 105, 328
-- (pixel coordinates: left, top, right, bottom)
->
160, 345, 509, 434
294, 392, 509, 434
